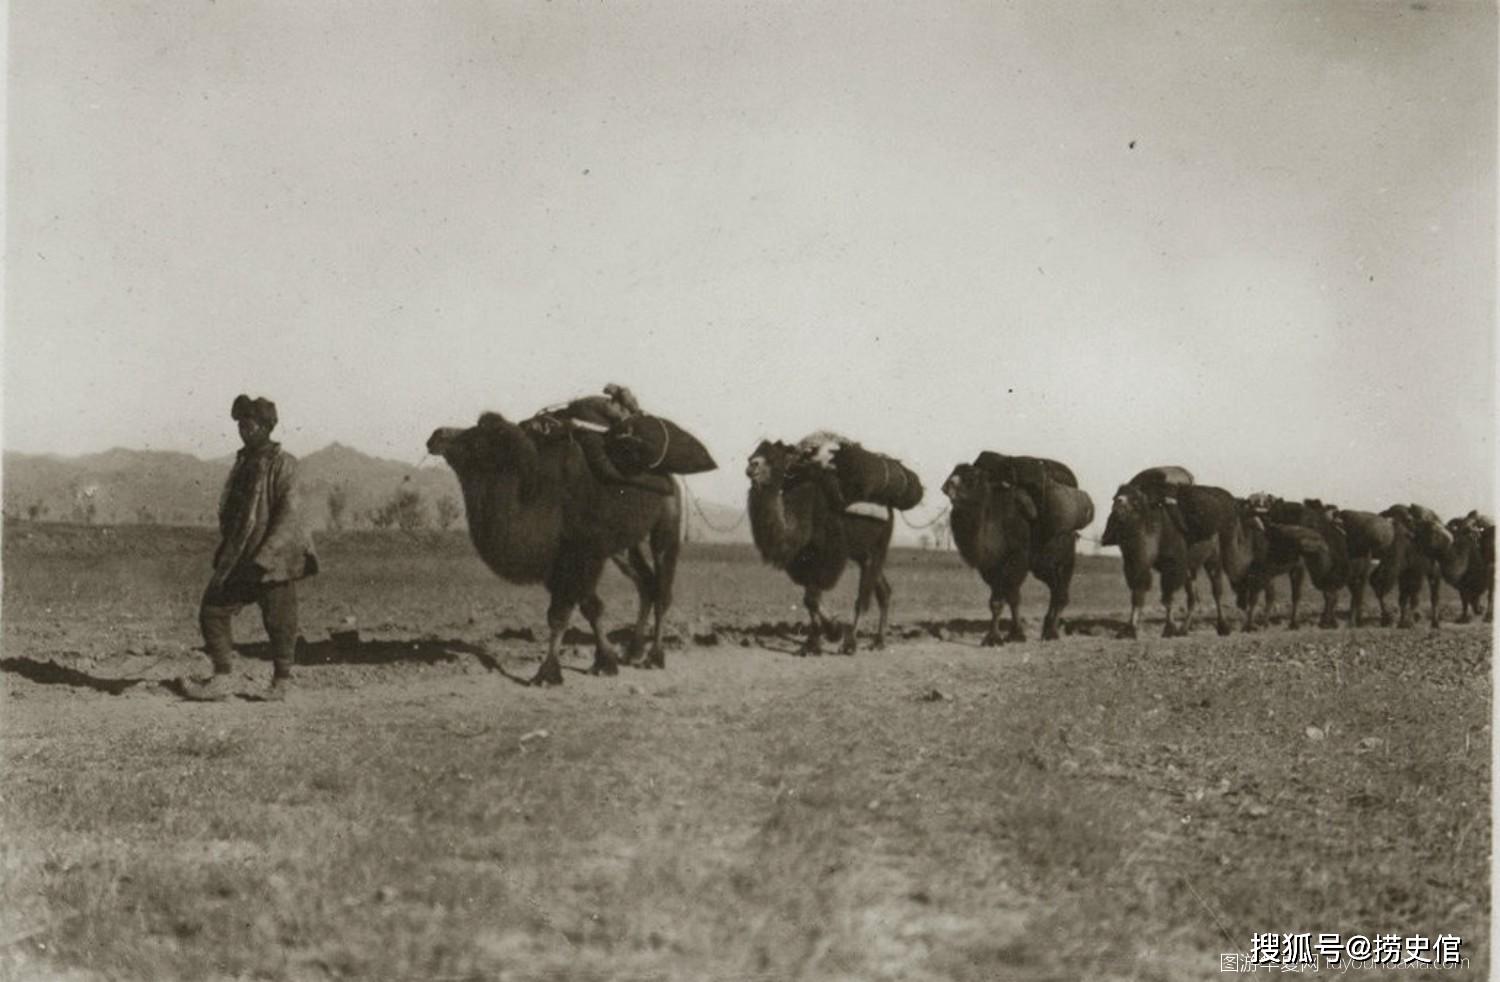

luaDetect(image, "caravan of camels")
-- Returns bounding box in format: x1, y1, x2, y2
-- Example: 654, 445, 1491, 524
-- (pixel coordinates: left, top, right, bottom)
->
427, 385, 1495, 686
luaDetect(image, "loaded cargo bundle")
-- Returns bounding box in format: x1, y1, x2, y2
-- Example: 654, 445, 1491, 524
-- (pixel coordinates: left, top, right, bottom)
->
972, 451, 1091, 538
604, 414, 717, 475
1128, 465, 1194, 499
972, 452, 1079, 489
523, 394, 716, 478
794, 432, 923, 511
1172, 485, 1238, 545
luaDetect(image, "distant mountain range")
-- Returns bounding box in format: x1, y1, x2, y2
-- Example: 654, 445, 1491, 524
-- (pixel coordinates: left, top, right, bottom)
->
0, 443, 754, 542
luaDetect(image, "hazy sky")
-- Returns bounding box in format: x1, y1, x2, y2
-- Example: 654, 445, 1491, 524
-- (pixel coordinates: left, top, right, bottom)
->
6, 1, 1496, 528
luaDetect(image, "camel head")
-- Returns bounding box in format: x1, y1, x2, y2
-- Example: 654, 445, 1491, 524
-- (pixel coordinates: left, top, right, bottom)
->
1100, 484, 1149, 546
1106, 484, 1150, 526
1446, 516, 1481, 547
427, 412, 536, 478
746, 440, 793, 488
941, 464, 990, 507
1408, 503, 1444, 528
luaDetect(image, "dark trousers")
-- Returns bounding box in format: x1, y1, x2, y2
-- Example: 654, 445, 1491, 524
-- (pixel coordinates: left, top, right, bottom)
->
199, 576, 298, 677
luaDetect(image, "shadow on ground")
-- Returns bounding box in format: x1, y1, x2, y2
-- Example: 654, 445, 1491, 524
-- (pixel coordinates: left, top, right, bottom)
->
0, 657, 147, 695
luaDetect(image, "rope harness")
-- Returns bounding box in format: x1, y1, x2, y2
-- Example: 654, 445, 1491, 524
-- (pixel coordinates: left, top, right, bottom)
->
648, 416, 671, 471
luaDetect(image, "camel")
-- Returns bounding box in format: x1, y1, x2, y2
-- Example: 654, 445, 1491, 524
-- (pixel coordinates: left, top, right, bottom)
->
1442, 517, 1495, 623
746, 440, 893, 654
1100, 482, 1221, 638
941, 462, 1082, 643
1173, 486, 1302, 633
1258, 498, 1352, 629
427, 411, 681, 686
1339, 509, 1403, 627
1379, 504, 1494, 628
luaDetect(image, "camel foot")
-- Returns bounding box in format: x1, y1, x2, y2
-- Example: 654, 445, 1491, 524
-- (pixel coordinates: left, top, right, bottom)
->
1216, 621, 1231, 637
1042, 624, 1060, 641
1318, 617, 1337, 630
839, 634, 858, 656
1117, 624, 1139, 640
980, 631, 1004, 648
529, 659, 564, 687
1380, 613, 1394, 628
799, 639, 823, 657
645, 645, 666, 669
870, 636, 887, 651
1007, 628, 1027, 643
589, 650, 619, 677
1457, 614, 1471, 625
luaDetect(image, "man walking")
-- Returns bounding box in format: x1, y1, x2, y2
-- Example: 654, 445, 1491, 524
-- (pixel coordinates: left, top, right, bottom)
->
182, 394, 318, 702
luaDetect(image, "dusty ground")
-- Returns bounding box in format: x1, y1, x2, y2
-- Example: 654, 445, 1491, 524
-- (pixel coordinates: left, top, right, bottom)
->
0, 524, 1491, 981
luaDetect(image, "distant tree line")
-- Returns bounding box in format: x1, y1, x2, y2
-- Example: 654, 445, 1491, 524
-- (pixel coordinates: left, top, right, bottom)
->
6, 485, 464, 533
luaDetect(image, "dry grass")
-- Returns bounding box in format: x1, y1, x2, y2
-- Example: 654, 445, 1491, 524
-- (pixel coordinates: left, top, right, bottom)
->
0, 523, 1490, 981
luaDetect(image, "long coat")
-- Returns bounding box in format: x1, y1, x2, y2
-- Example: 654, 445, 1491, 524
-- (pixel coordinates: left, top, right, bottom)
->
212, 442, 319, 588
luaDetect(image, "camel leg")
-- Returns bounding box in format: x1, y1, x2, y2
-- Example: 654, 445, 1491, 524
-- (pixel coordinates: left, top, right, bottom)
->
579, 592, 620, 677
1208, 563, 1231, 637
1006, 582, 1028, 642
534, 596, 574, 687
1119, 589, 1144, 640
611, 549, 651, 666
802, 588, 827, 656
843, 558, 880, 654
1039, 535, 1074, 641
1236, 583, 1256, 633
1317, 588, 1339, 630
1180, 569, 1199, 636
1117, 562, 1149, 639
1160, 563, 1186, 638
871, 574, 892, 650
1485, 584, 1494, 623
1348, 562, 1369, 627
1396, 577, 1417, 629
1427, 572, 1442, 629
644, 511, 680, 669
983, 592, 1006, 647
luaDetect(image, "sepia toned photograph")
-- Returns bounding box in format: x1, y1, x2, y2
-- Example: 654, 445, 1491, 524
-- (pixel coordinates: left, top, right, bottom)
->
2, 2, 1494, 979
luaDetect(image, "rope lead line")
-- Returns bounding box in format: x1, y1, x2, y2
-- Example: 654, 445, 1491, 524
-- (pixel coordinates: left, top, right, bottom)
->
680, 478, 749, 535
898, 506, 951, 531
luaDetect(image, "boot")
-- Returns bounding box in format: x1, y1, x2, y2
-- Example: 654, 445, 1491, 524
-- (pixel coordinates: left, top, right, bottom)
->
181, 672, 237, 702
260, 674, 292, 703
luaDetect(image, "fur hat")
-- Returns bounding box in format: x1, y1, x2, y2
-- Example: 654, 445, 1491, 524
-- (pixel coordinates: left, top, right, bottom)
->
231, 394, 278, 430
